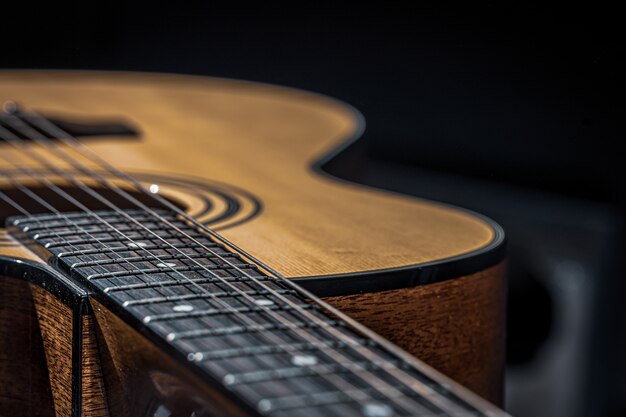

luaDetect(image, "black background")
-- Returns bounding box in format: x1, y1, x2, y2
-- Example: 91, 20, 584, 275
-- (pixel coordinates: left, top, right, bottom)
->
2, 3, 625, 416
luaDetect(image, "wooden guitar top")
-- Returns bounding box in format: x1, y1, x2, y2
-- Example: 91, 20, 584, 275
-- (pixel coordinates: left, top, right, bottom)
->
0, 71, 503, 283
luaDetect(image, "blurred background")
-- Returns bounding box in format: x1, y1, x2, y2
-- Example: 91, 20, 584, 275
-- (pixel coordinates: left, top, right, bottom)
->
2, 3, 624, 416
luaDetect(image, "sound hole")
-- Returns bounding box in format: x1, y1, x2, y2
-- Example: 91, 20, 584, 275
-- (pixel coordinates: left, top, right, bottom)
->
0, 185, 186, 224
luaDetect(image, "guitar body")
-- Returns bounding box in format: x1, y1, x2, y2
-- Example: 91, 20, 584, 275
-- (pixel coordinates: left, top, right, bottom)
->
0, 71, 506, 416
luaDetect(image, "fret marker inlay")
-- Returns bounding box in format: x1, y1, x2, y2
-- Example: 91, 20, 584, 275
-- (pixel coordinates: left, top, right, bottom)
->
362, 403, 393, 417
254, 299, 274, 306
291, 355, 318, 367
172, 304, 194, 312
128, 242, 147, 248
157, 262, 177, 268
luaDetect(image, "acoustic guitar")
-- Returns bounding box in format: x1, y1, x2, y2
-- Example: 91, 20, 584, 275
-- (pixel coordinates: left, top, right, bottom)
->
0, 71, 507, 417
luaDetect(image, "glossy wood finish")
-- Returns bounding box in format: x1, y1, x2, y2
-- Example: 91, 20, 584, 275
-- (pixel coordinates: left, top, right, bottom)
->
325, 262, 506, 404
0, 71, 496, 279
0, 277, 55, 417
31, 285, 74, 416
90, 299, 251, 417
0, 262, 505, 415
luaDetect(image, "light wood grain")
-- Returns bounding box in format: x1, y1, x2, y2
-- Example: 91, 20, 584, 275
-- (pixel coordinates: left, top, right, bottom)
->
0, 71, 495, 279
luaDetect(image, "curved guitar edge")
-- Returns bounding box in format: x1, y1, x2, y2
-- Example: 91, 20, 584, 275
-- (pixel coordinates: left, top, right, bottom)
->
289, 91, 506, 296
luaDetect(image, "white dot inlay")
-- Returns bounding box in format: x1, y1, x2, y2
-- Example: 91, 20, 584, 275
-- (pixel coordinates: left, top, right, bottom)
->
187, 352, 204, 362
254, 299, 274, 306
257, 399, 272, 412
128, 242, 147, 248
291, 355, 318, 367
362, 402, 393, 417
157, 262, 177, 268
149, 184, 160, 194
172, 304, 194, 312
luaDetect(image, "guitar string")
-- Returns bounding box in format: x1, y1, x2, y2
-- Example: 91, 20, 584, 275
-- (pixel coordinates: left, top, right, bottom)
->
9, 106, 481, 416
0, 117, 444, 416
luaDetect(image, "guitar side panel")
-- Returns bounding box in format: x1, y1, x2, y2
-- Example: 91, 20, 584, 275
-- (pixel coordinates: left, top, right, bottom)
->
0, 276, 55, 417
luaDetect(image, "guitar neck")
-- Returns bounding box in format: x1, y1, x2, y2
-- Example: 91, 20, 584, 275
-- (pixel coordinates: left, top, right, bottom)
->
8, 207, 498, 417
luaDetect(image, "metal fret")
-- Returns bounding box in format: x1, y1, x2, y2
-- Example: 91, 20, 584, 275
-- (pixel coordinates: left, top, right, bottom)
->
18, 214, 181, 232
69, 252, 249, 269
144, 303, 313, 323
29, 224, 197, 240
41, 233, 187, 248
223, 359, 403, 386
11, 211, 103, 225
166, 319, 341, 341
84, 263, 259, 280
257, 386, 408, 413
104, 275, 273, 294
11, 209, 174, 226
121, 288, 296, 307
186, 338, 374, 362
56, 241, 220, 257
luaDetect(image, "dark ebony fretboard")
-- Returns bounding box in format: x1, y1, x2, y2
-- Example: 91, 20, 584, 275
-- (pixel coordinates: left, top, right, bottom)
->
8, 209, 489, 417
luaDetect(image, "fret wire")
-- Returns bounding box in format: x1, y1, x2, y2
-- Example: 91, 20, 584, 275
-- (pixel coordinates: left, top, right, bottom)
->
56, 241, 220, 258
10, 210, 106, 224
104, 275, 273, 294
67, 252, 239, 268
82, 264, 257, 280
15, 211, 179, 232
42, 233, 186, 248
121, 289, 296, 308
224, 359, 404, 386
166, 320, 341, 341
144, 303, 314, 324
30, 224, 198, 240
257, 386, 435, 414
3, 114, 431, 414
2, 107, 493, 416
186, 338, 374, 362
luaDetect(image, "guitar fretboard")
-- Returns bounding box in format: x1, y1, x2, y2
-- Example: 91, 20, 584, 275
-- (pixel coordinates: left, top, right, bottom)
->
8, 209, 486, 417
